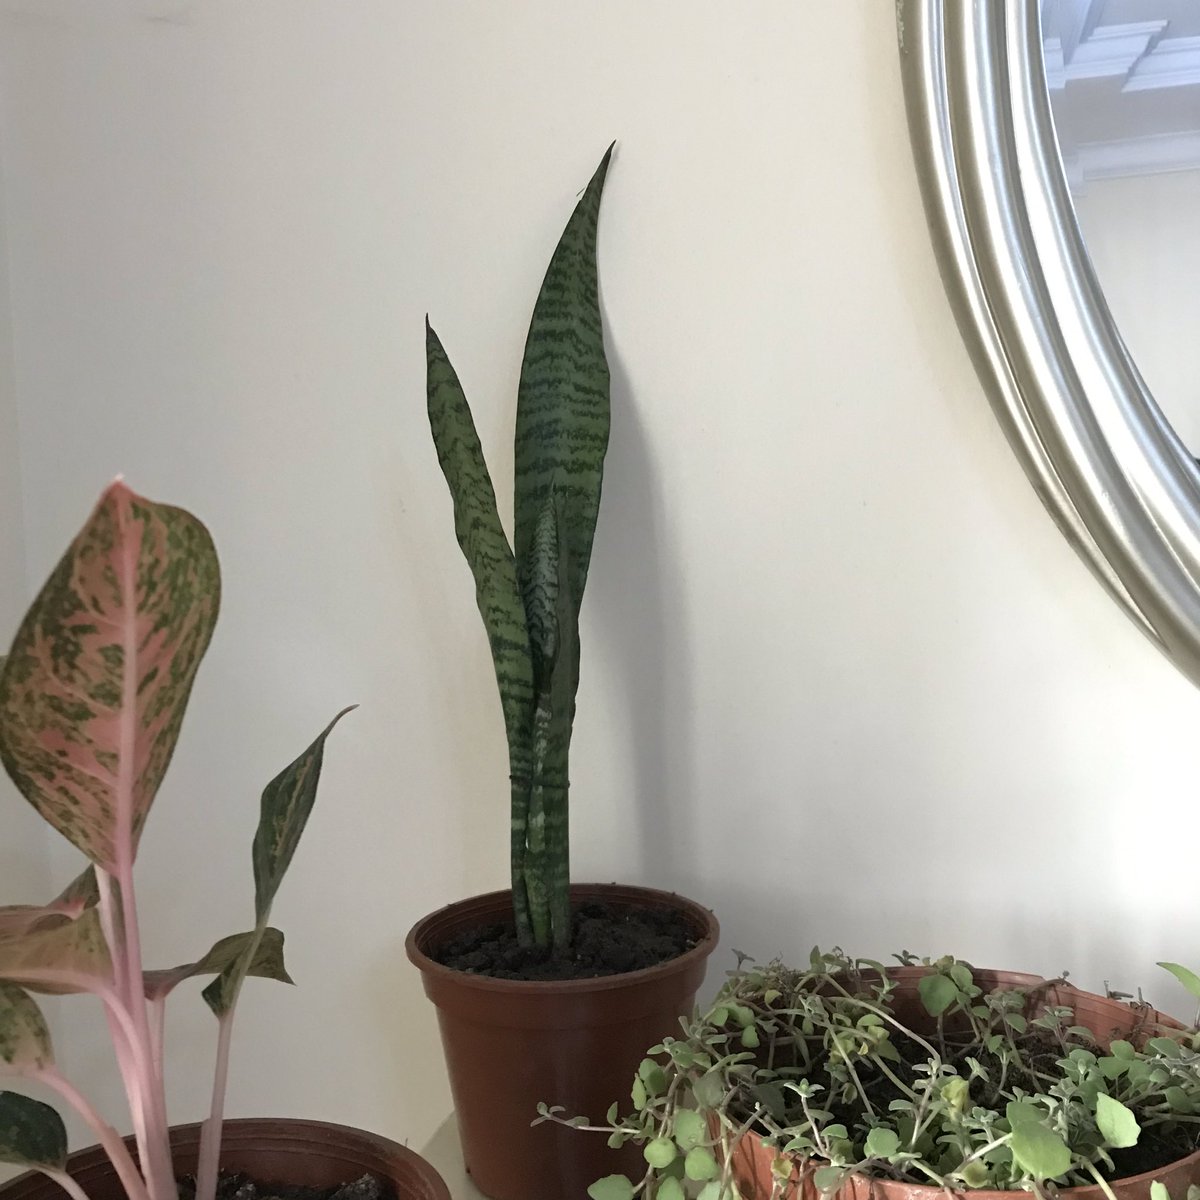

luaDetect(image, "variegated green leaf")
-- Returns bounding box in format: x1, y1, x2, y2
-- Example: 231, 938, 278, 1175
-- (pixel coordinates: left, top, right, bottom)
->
426, 320, 536, 765
513, 146, 612, 624
0, 909, 111, 995
143, 927, 292, 1000
0, 482, 220, 870
0, 869, 98, 943
0, 984, 54, 1070
251, 708, 354, 923
0, 1092, 67, 1170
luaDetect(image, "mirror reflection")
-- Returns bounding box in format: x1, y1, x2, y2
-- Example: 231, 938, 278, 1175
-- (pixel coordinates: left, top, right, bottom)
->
1044, 0, 1200, 453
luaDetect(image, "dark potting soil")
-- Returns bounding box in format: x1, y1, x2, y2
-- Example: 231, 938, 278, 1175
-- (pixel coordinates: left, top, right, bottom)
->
433, 899, 698, 981
178, 1171, 391, 1200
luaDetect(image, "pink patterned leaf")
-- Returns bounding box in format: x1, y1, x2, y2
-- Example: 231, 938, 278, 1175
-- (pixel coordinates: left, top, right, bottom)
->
0, 482, 220, 870
0, 909, 112, 995
0, 869, 99, 942
0, 983, 55, 1069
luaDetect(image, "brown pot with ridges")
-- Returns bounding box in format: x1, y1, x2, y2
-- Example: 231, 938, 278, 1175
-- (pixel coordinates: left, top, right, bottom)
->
0, 1119, 449, 1200
406, 882, 719, 1200
729, 968, 1200, 1200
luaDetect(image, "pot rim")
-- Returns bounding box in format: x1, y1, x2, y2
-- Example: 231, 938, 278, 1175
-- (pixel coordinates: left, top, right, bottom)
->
404, 881, 720, 996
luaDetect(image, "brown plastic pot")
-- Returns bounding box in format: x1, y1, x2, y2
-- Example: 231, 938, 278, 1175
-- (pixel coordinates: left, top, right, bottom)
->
728, 968, 1200, 1200
406, 882, 719, 1200
0, 1118, 450, 1200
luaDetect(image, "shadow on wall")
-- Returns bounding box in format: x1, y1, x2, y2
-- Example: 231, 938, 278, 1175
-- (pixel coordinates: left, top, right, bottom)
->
586, 346, 698, 887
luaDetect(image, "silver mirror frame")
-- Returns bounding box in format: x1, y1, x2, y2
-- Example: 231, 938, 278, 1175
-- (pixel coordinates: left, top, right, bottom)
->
898, 0, 1200, 688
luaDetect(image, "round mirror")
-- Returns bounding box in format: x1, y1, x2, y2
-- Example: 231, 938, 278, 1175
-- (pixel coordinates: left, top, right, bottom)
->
1045, 0, 1200, 460
898, 0, 1200, 687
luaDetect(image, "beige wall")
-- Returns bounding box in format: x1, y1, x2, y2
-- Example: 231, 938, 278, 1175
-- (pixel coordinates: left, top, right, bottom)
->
0, 0, 1198, 1159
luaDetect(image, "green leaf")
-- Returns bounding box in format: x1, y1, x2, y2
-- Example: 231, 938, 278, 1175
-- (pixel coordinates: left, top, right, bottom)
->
631, 1077, 647, 1111
0, 1092, 67, 1170
0, 984, 53, 1068
813, 1166, 847, 1193
866, 1127, 900, 1158
1095, 1094, 1141, 1148
941, 1076, 970, 1113
1006, 1100, 1043, 1128
144, 927, 292, 1000
949, 963, 974, 990
697, 1187, 730, 1200
0, 909, 111, 995
1098, 1057, 1130, 1079
587, 1176, 633, 1200
426, 320, 535, 778
1009, 1123, 1071, 1180
251, 707, 355, 924
1110, 1039, 1136, 1059
0, 870, 99, 943
674, 1109, 707, 1151
657, 1179, 685, 1200
693, 1070, 725, 1109
0, 482, 219, 870
645, 1138, 677, 1169
1151, 1183, 1170, 1200
514, 146, 613, 622
638, 1058, 667, 1096
683, 1146, 719, 1181
1159, 963, 1200, 1000
918, 972, 958, 1017
1148, 1037, 1184, 1059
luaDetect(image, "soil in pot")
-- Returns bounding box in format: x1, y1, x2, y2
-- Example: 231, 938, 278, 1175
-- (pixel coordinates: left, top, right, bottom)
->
182, 1171, 390, 1200
432, 897, 699, 980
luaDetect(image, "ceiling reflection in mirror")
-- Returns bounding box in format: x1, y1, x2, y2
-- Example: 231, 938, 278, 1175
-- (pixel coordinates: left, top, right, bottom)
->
1044, 0, 1200, 455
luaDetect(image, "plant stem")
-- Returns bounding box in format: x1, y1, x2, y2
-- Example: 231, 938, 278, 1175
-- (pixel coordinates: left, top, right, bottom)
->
42, 1167, 93, 1200
1085, 1160, 1121, 1200
194, 1014, 235, 1200
35, 1068, 151, 1200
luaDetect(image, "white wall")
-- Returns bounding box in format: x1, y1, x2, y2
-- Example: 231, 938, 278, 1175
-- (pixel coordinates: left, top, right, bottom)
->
0, 0, 1198, 1160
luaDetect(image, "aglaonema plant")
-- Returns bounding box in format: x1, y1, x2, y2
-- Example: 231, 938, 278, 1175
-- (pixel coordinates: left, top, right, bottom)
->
0, 481, 352, 1200
425, 145, 612, 954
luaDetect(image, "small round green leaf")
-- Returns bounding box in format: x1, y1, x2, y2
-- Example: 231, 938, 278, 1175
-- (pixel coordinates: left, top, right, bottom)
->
865, 1127, 900, 1159
684, 1146, 720, 1181
645, 1138, 677, 1169
656, 1179, 686, 1200
918, 973, 958, 1017
674, 1109, 707, 1151
693, 1071, 725, 1109
1009, 1123, 1071, 1181
1096, 1094, 1141, 1149
813, 1166, 847, 1193
587, 1176, 634, 1200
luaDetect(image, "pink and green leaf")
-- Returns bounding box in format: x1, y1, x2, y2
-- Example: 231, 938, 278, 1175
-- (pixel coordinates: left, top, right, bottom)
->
0, 481, 220, 870
0, 869, 99, 943
143, 927, 292, 1001
0, 1092, 67, 1170
0, 909, 112, 996
0, 983, 54, 1070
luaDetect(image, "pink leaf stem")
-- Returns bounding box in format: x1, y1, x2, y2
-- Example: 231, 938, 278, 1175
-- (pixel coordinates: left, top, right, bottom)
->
194, 1012, 235, 1200
42, 1167, 93, 1200
34, 1068, 150, 1200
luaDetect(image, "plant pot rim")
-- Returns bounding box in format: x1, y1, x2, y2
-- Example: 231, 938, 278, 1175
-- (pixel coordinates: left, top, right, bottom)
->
0, 1117, 451, 1200
405, 881, 719, 996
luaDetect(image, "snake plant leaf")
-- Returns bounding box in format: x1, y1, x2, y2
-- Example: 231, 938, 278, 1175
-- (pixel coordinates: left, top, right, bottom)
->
0, 481, 220, 870
251, 707, 355, 924
0, 983, 54, 1069
513, 146, 612, 623
426, 320, 536, 761
0, 1093, 67, 1171
0, 869, 99, 943
143, 927, 292, 1001
0, 909, 111, 995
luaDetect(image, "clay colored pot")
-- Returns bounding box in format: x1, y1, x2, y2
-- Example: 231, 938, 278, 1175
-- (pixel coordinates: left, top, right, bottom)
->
406, 883, 719, 1200
729, 968, 1200, 1200
0, 1118, 449, 1200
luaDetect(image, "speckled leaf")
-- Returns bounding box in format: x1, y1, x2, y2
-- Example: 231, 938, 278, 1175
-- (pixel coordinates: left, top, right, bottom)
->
0, 869, 98, 943
0, 909, 111, 995
143, 927, 292, 1000
0, 984, 54, 1069
251, 708, 354, 924
0, 1093, 67, 1170
426, 321, 535, 768
513, 147, 612, 622
0, 482, 220, 869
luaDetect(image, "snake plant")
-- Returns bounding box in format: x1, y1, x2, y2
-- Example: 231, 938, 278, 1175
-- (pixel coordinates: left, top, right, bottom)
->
426, 146, 613, 954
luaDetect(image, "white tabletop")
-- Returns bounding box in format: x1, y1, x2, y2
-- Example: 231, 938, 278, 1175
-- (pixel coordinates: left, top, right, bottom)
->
420, 1114, 487, 1200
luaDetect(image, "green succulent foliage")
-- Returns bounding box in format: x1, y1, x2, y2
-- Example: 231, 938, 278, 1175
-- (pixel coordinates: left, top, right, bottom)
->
540, 952, 1200, 1198
425, 146, 613, 952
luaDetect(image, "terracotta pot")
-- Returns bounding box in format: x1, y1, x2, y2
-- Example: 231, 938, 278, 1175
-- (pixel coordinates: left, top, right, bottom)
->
0, 1118, 449, 1200
406, 882, 719, 1200
728, 968, 1200, 1200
